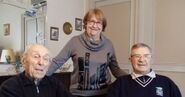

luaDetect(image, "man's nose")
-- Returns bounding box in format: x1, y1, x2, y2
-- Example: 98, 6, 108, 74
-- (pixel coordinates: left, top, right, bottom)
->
138, 56, 145, 61
38, 58, 45, 65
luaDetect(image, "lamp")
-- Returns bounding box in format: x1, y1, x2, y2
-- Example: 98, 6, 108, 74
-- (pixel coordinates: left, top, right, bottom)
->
0, 49, 16, 63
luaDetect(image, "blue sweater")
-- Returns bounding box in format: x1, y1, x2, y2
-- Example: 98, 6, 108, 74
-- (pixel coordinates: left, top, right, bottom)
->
107, 74, 182, 97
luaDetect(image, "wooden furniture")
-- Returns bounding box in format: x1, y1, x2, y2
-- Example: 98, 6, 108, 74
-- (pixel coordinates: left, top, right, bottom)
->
52, 72, 71, 90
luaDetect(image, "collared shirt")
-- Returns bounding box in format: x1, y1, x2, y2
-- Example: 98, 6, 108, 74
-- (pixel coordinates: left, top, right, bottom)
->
131, 69, 156, 79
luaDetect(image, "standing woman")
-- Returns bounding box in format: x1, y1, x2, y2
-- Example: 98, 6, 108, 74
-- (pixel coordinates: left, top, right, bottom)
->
47, 8, 127, 97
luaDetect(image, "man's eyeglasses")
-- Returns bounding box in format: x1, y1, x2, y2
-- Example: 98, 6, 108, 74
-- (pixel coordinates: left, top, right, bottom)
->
87, 20, 102, 26
131, 54, 152, 59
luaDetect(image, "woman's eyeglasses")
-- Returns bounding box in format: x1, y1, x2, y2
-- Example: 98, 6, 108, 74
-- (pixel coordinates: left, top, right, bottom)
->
87, 20, 102, 26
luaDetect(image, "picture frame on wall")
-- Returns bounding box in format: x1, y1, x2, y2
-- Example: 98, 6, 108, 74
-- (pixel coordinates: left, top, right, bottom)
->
4, 23, 10, 36
50, 27, 59, 41
75, 18, 82, 31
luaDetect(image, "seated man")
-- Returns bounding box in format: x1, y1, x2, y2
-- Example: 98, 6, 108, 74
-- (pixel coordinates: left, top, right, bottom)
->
0, 44, 74, 97
107, 43, 182, 97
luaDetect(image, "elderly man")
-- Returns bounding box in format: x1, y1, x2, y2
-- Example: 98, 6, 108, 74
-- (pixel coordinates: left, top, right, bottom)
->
107, 43, 182, 97
0, 44, 73, 97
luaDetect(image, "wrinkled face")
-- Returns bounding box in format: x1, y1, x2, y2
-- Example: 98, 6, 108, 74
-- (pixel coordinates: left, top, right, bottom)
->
85, 15, 103, 38
129, 47, 152, 74
23, 45, 50, 80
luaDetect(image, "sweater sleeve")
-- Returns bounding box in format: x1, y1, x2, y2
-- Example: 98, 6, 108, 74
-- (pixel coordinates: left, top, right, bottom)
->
108, 43, 127, 78
47, 38, 74, 76
168, 78, 182, 97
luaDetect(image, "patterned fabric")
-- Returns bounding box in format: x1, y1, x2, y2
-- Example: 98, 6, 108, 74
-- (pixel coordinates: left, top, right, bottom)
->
107, 71, 182, 97
135, 75, 153, 87
47, 33, 126, 96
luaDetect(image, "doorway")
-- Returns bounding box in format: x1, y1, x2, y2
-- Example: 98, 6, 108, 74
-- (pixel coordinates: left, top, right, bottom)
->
91, 0, 131, 66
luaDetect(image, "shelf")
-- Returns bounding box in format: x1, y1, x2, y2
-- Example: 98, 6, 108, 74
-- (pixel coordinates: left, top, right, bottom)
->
0, 64, 17, 76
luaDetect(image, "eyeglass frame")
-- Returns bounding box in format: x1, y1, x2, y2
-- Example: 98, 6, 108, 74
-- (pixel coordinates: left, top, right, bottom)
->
87, 20, 103, 27
131, 54, 152, 59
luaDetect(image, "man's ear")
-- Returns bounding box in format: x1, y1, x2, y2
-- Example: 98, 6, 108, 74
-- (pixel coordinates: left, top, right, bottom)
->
129, 57, 131, 61
150, 57, 154, 64
22, 62, 26, 69
21, 58, 27, 69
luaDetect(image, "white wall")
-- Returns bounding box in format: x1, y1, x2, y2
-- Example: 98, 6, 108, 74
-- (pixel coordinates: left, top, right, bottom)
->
0, 3, 25, 54
46, 0, 85, 58
153, 0, 185, 96
154, 0, 185, 64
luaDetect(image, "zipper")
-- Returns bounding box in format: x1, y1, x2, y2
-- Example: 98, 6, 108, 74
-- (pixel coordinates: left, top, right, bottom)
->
36, 85, 39, 94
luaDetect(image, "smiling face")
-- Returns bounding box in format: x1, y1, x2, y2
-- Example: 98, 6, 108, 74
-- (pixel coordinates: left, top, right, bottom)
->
129, 45, 152, 74
83, 9, 107, 39
85, 15, 103, 38
22, 44, 50, 80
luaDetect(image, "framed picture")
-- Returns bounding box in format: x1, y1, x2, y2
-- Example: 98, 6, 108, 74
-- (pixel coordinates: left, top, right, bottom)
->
4, 23, 10, 36
50, 27, 59, 41
75, 18, 82, 31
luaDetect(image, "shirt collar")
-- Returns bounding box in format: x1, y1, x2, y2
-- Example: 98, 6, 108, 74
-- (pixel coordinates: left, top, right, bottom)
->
131, 69, 156, 79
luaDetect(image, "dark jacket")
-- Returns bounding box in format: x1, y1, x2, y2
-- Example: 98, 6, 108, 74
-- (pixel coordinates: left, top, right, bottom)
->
0, 72, 74, 97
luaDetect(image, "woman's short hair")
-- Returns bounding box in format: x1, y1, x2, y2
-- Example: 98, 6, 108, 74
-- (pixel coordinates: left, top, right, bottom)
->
83, 8, 107, 32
